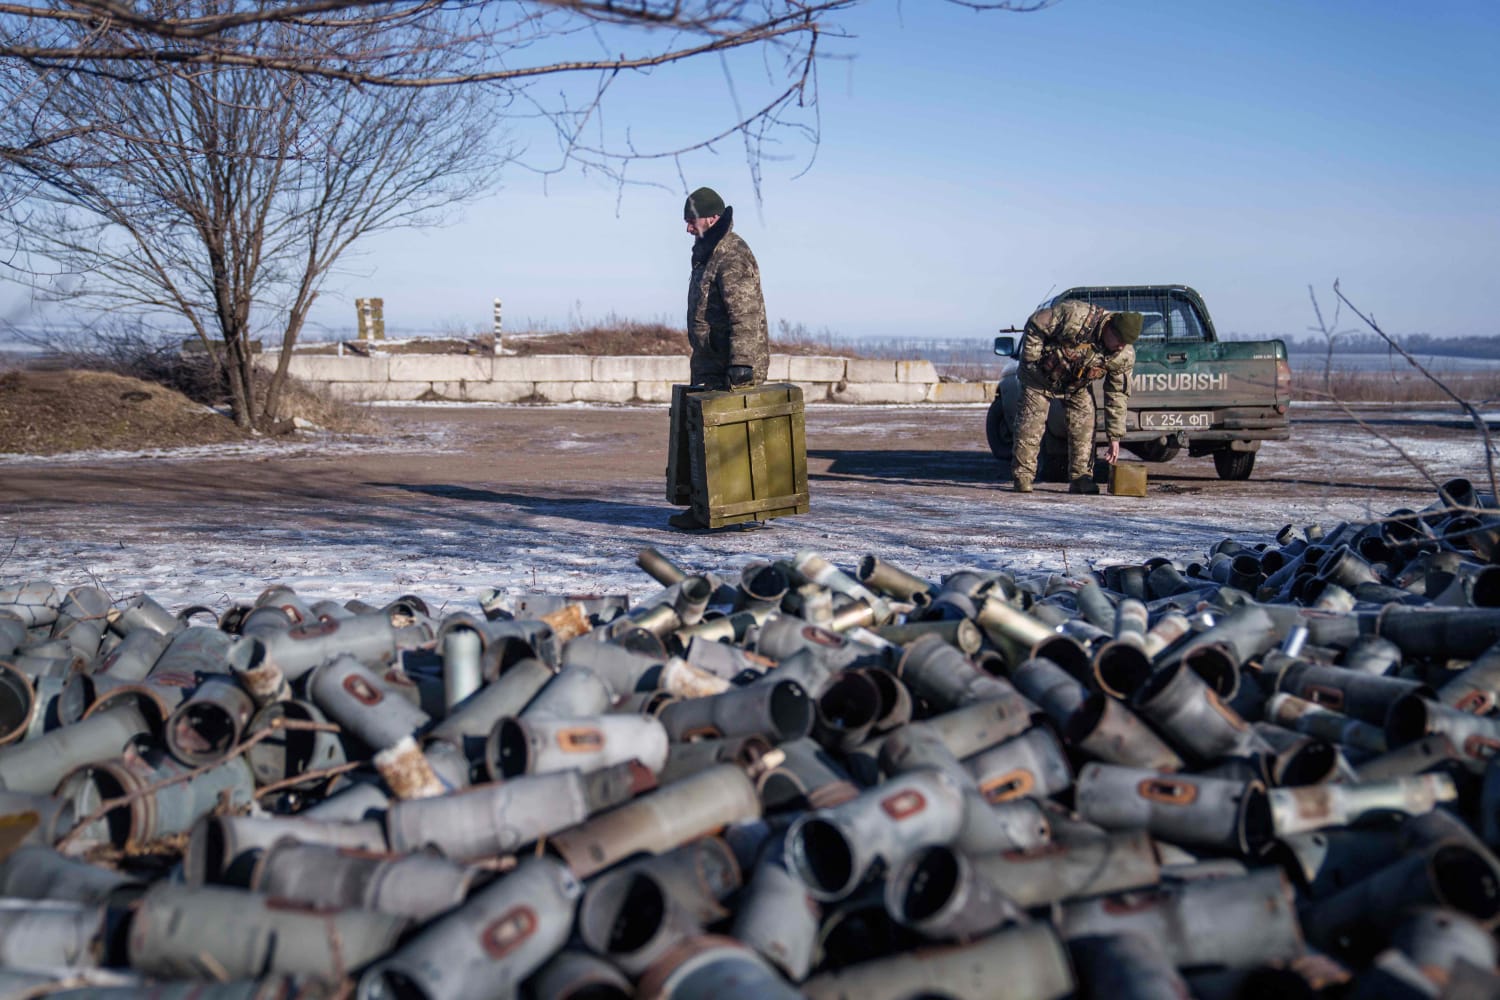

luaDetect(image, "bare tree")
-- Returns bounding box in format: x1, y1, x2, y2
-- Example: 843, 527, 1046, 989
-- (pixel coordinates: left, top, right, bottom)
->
2, 12, 497, 428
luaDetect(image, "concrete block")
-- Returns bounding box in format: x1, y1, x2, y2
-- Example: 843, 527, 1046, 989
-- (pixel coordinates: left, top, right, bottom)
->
927, 381, 996, 404
795, 382, 831, 403
896, 360, 940, 384
570, 381, 638, 404
370, 382, 437, 402
496, 356, 594, 382
635, 381, 676, 403
435, 381, 535, 403
766, 355, 791, 381
390, 355, 492, 383
323, 382, 384, 402
845, 359, 899, 383
287, 355, 390, 383
830, 382, 931, 404
532, 381, 577, 403
787, 355, 848, 383
592, 356, 689, 382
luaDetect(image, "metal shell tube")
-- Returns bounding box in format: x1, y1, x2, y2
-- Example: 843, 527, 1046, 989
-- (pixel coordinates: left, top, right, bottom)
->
560, 638, 664, 699
860, 666, 913, 735
52, 585, 112, 661
89, 627, 170, 683
637, 547, 687, 586
250, 840, 480, 922
1010, 656, 1088, 728
531, 950, 634, 1000
1074, 762, 1274, 856
801, 921, 1074, 1000
1064, 693, 1185, 773
962, 727, 1073, 806
425, 657, 555, 750
129, 882, 408, 982
522, 665, 616, 719
787, 769, 967, 901
1301, 841, 1500, 959
355, 857, 581, 1000
731, 840, 821, 982
1386, 695, 1500, 771
0, 703, 152, 795
0, 899, 107, 971
55, 749, 256, 853
1276, 661, 1430, 726
1376, 606, 1500, 661
578, 866, 704, 976
164, 675, 256, 766
256, 612, 428, 682
656, 678, 813, 744
385, 763, 648, 860
1268, 774, 1457, 837
896, 633, 1020, 710
1390, 906, 1499, 985
0, 843, 143, 904
440, 625, 483, 710
1130, 661, 1262, 763
308, 653, 431, 751
1069, 932, 1190, 1000
1092, 640, 1153, 701
1436, 641, 1500, 713
857, 554, 934, 602
548, 763, 762, 880
0, 581, 63, 629
952, 794, 1052, 855
1268, 693, 1388, 757
110, 593, 181, 638
967, 829, 1161, 907
636, 935, 805, 1000
811, 670, 881, 751
883, 844, 1022, 940
184, 813, 388, 887
794, 550, 892, 625
0, 663, 36, 746
242, 698, 346, 791
486, 712, 669, 780
1061, 868, 1304, 969
756, 737, 860, 812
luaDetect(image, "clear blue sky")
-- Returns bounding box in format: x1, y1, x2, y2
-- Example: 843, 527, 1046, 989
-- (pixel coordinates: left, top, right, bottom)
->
20, 0, 1500, 343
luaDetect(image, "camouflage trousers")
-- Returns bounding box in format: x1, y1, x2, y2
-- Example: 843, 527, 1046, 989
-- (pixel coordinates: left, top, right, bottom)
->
690, 353, 761, 391
1012, 371, 1098, 485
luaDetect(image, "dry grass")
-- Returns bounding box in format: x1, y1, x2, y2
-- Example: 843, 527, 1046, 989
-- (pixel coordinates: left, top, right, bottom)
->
1296, 368, 1500, 405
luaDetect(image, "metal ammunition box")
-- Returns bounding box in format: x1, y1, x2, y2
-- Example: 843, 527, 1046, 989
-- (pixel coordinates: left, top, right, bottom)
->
667, 383, 810, 528
1111, 461, 1148, 497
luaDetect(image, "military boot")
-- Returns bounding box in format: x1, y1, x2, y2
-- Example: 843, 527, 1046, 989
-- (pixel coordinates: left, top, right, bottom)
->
1068, 476, 1099, 496
1012, 477, 1033, 494
667, 509, 709, 531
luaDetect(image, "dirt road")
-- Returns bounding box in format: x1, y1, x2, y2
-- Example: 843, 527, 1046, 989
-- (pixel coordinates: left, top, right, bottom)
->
0, 402, 1489, 611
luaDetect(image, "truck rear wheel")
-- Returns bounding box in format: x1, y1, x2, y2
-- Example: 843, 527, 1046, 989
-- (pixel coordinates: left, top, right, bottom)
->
1213, 450, 1256, 481
985, 398, 1013, 462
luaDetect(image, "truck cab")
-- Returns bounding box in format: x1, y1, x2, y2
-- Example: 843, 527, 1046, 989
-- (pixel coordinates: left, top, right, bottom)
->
988, 285, 1292, 481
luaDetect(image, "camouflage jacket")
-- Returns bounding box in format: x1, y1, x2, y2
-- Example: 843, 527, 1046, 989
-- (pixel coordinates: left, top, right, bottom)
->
1019, 299, 1135, 440
687, 207, 770, 385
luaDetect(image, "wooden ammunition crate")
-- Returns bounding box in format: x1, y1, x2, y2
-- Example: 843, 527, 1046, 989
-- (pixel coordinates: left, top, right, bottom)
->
666, 383, 810, 528
1110, 460, 1148, 497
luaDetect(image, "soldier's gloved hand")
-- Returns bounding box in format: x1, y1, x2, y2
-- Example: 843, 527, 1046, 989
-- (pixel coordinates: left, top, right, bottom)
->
727, 365, 754, 387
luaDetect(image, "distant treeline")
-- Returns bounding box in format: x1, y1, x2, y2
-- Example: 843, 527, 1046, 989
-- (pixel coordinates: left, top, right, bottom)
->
1228, 332, 1500, 358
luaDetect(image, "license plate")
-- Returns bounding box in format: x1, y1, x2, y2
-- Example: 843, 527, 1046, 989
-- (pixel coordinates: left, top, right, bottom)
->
1140, 411, 1212, 430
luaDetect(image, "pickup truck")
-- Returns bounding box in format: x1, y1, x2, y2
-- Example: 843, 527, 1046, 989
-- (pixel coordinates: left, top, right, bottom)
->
987, 285, 1292, 481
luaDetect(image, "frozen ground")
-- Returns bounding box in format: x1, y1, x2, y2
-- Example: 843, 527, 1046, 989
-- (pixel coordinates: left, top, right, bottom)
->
0, 402, 1494, 618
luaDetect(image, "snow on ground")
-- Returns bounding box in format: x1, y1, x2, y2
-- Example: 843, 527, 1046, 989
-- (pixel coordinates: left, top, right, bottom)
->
1, 404, 1495, 620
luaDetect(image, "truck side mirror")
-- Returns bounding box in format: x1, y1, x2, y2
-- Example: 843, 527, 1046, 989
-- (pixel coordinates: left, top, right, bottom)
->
993, 336, 1016, 357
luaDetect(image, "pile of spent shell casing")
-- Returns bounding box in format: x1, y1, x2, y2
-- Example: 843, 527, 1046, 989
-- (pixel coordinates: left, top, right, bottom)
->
3, 476, 1500, 998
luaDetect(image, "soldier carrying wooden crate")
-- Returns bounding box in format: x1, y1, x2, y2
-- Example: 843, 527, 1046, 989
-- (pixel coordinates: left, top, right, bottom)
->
667, 187, 807, 532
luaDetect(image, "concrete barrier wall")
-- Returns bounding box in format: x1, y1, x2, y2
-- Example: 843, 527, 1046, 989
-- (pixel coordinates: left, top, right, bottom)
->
274, 353, 996, 405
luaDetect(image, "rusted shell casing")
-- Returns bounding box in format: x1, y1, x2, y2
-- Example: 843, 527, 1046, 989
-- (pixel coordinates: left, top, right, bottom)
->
251, 840, 479, 921
1075, 762, 1274, 856
256, 611, 429, 682
88, 627, 170, 683
953, 793, 1053, 855
787, 769, 967, 901
812, 670, 882, 751
109, 593, 181, 638
1274, 827, 1404, 899
801, 921, 1074, 1000
531, 949, 634, 1000
129, 882, 408, 982
1386, 695, 1500, 772
1276, 661, 1430, 727
897, 633, 1024, 711
1011, 656, 1089, 729
0, 843, 143, 904
486, 712, 669, 781
426, 657, 554, 750
857, 555, 934, 603
548, 763, 761, 880
756, 736, 860, 812
559, 637, 664, 699
731, 839, 821, 982
795, 550, 892, 626
1268, 692, 1388, 758
357, 856, 579, 1000
51, 585, 113, 661
1268, 774, 1457, 838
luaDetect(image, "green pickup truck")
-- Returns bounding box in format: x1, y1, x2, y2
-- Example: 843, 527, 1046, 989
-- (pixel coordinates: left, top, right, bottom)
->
986, 285, 1292, 481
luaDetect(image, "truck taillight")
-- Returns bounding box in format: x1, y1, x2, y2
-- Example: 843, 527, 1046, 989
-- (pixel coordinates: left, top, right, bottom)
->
1275, 359, 1293, 413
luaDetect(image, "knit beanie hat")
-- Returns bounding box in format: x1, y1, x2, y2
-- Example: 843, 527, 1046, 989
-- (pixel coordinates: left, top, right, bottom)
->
684, 187, 726, 221
1110, 312, 1144, 345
